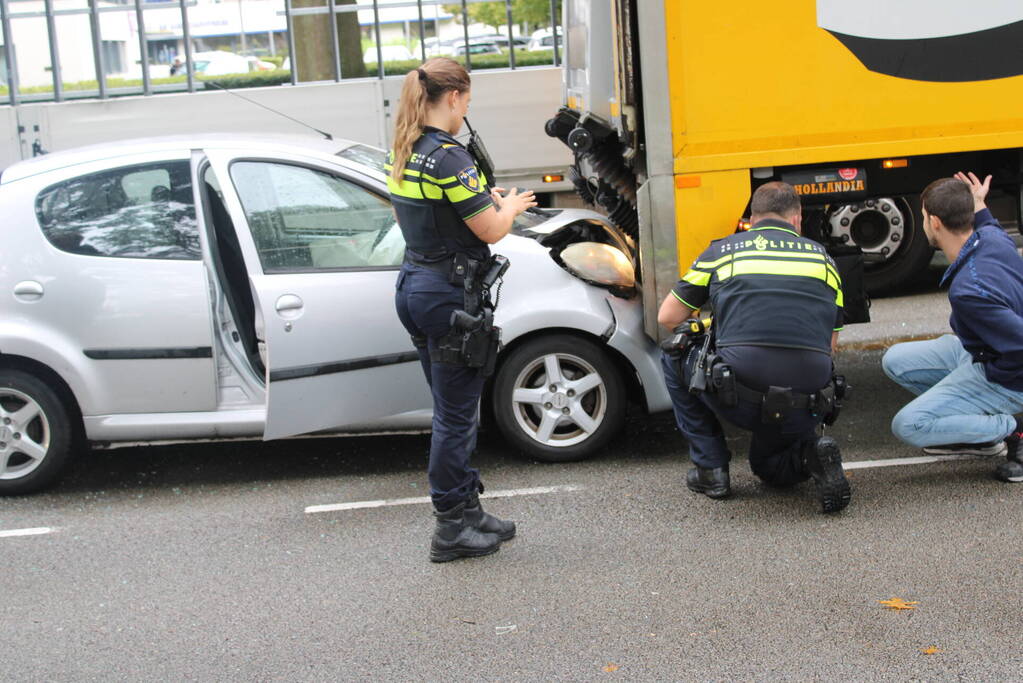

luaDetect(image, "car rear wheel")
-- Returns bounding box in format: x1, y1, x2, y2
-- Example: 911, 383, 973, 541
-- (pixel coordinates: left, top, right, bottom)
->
492, 334, 626, 462
0, 369, 74, 496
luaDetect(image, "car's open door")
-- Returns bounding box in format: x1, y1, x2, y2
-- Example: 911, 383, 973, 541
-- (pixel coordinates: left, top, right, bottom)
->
203, 149, 431, 440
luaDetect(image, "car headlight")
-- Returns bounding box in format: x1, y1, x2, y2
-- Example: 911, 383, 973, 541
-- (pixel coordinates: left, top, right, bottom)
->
559, 242, 635, 289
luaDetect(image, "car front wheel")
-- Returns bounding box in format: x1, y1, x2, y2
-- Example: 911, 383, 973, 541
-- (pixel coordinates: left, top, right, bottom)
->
492, 334, 626, 462
0, 369, 74, 496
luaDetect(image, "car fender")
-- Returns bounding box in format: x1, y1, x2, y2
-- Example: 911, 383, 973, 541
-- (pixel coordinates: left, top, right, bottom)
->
493, 236, 614, 343
605, 296, 672, 413
0, 320, 103, 415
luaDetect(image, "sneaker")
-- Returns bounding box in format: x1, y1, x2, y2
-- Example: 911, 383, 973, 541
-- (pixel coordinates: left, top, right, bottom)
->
995, 426, 1023, 483
923, 441, 1007, 457
994, 460, 1023, 483
801, 436, 851, 513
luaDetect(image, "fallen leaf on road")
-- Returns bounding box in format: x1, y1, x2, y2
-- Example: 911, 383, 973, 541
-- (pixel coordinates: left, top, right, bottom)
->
603, 663, 619, 672
879, 598, 919, 610
921, 646, 940, 655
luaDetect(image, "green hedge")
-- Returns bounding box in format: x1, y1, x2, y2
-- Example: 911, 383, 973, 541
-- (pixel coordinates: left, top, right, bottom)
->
200, 71, 293, 90
369, 50, 557, 75
0, 50, 557, 98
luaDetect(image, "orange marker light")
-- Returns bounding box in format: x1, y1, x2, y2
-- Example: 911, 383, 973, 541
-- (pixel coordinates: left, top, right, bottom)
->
542, 174, 564, 183
882, 158, 909, 169
736, 218, 751, 232
675, 175, 702, 189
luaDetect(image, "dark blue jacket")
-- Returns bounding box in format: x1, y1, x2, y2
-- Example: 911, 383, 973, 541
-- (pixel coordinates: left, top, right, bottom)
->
942, 208, 1023, 390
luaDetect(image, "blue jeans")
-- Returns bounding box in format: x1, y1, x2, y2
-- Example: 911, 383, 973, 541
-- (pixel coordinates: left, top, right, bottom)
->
395, 263, 484, 511
660, 349, 816, 486
882, 334, 1023, 447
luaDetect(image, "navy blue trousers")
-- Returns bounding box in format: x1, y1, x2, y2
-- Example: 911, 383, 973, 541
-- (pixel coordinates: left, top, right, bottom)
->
660, 349, 816, 486
395, 263, 484, 511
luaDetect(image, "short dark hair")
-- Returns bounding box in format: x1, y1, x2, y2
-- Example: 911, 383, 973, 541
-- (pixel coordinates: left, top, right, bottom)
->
751, 181, 801, 218
921, 178, 974, 232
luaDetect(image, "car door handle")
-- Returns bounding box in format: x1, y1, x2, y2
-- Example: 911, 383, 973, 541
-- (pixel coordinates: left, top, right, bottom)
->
13, 281, 43, 302
275, 294, 304, 320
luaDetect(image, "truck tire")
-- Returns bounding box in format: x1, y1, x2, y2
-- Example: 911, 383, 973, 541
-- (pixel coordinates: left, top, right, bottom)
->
830, 196, 932, 295
0, 369, 75, 496
492, 334, 626, 462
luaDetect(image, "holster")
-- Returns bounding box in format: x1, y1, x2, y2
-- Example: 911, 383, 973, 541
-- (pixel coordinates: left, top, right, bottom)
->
430, 305, 502, 377
687, 334, 713, 394
761, 386, 797, 423
710, 361, 737, 407
814, 381, 842, 425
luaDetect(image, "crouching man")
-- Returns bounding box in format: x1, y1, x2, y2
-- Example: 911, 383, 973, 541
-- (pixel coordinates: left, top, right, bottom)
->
883, 172, 1023, 482
657, 182, 851, 513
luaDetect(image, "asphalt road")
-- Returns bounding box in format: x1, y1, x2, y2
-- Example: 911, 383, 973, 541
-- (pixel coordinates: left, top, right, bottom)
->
3, 275, 1021, 681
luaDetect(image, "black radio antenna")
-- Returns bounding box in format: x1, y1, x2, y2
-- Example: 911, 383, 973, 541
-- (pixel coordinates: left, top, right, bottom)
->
204, 80, 335, 140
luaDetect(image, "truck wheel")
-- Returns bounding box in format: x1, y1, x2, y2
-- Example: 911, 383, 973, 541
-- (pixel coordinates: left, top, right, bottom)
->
492, 334, 626, 462
828, 196, 932, 295
0, 369, 75, 496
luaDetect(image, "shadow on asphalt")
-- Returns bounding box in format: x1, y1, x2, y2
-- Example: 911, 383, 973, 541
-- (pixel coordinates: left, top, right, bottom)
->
40, 269, 947, 498
46, 349, 904, 497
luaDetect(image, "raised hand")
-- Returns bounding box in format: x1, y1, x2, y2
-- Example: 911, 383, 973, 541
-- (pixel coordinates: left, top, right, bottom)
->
954, 171, 991, 211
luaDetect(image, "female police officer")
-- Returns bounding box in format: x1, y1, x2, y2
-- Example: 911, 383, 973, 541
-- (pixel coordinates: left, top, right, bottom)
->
387, 57, 536, 562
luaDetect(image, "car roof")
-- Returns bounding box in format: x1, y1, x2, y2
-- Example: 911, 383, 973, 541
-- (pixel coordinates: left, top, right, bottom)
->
1, 134, 363, 184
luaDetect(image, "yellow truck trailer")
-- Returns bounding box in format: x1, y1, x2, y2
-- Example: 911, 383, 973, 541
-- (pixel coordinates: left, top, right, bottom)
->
544, 0, 1023, 338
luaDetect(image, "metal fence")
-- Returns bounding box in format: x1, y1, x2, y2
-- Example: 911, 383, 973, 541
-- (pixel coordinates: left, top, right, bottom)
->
0, 0, 561, 106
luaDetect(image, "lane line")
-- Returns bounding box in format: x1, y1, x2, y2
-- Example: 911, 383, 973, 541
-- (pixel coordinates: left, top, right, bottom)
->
0, 527, 55, 538
305, 484, 584, 515
843, 454, 988, 470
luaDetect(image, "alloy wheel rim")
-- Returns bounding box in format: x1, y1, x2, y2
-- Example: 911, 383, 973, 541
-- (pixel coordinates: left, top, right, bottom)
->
510, 352, 607, 447
0, 389, 50, 481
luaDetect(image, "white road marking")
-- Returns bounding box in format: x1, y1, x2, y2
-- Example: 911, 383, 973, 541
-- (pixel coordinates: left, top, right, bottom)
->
0, 527, 55, 538
843, 454, 987, 470
305, 484, 583, 514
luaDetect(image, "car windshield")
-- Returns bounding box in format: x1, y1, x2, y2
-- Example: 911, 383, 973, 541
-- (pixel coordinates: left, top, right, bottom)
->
511, 208, 560, 233
337, 144, 387, 174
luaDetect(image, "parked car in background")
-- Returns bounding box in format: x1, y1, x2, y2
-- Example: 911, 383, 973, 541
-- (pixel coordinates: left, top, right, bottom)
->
0, 135, 669, 495
362, 45, 415, 63
527, 27, 562, 51
453, 41, 502, 57
190, 51, 253, 76
244, 56, 276, 71
475, 33, 530, 50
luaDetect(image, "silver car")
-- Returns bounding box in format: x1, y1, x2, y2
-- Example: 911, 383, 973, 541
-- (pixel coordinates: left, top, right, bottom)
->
0, 135, 670, 495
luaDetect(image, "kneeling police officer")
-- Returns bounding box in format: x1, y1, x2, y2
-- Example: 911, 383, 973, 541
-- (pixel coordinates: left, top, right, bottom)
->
387, 58, 537, 561
658, 182, 852, 513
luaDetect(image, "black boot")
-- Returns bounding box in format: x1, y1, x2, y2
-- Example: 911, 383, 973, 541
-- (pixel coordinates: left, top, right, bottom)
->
686, 465, 731, 499
465, 492, 516, 541
995, 418, 1023, 483
430, 502, 501, 563
801, 436, 851, 513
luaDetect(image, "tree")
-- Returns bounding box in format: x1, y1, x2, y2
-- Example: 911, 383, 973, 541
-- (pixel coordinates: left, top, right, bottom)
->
291, 0, 367, 82
444, 0, 561, 31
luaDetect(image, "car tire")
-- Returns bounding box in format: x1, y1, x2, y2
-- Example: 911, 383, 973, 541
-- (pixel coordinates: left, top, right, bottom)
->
862, 195, 933, 296
0, 369, 75, 496
492, 334, 626, 462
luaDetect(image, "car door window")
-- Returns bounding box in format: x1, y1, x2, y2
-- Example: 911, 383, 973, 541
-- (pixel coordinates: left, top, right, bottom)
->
35, 160, 200, 259
230, 161, 404, 273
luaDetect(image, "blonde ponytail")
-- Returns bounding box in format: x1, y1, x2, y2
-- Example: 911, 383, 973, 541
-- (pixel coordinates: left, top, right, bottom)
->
390, 57, 471, 183
391, 70, 428, 182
